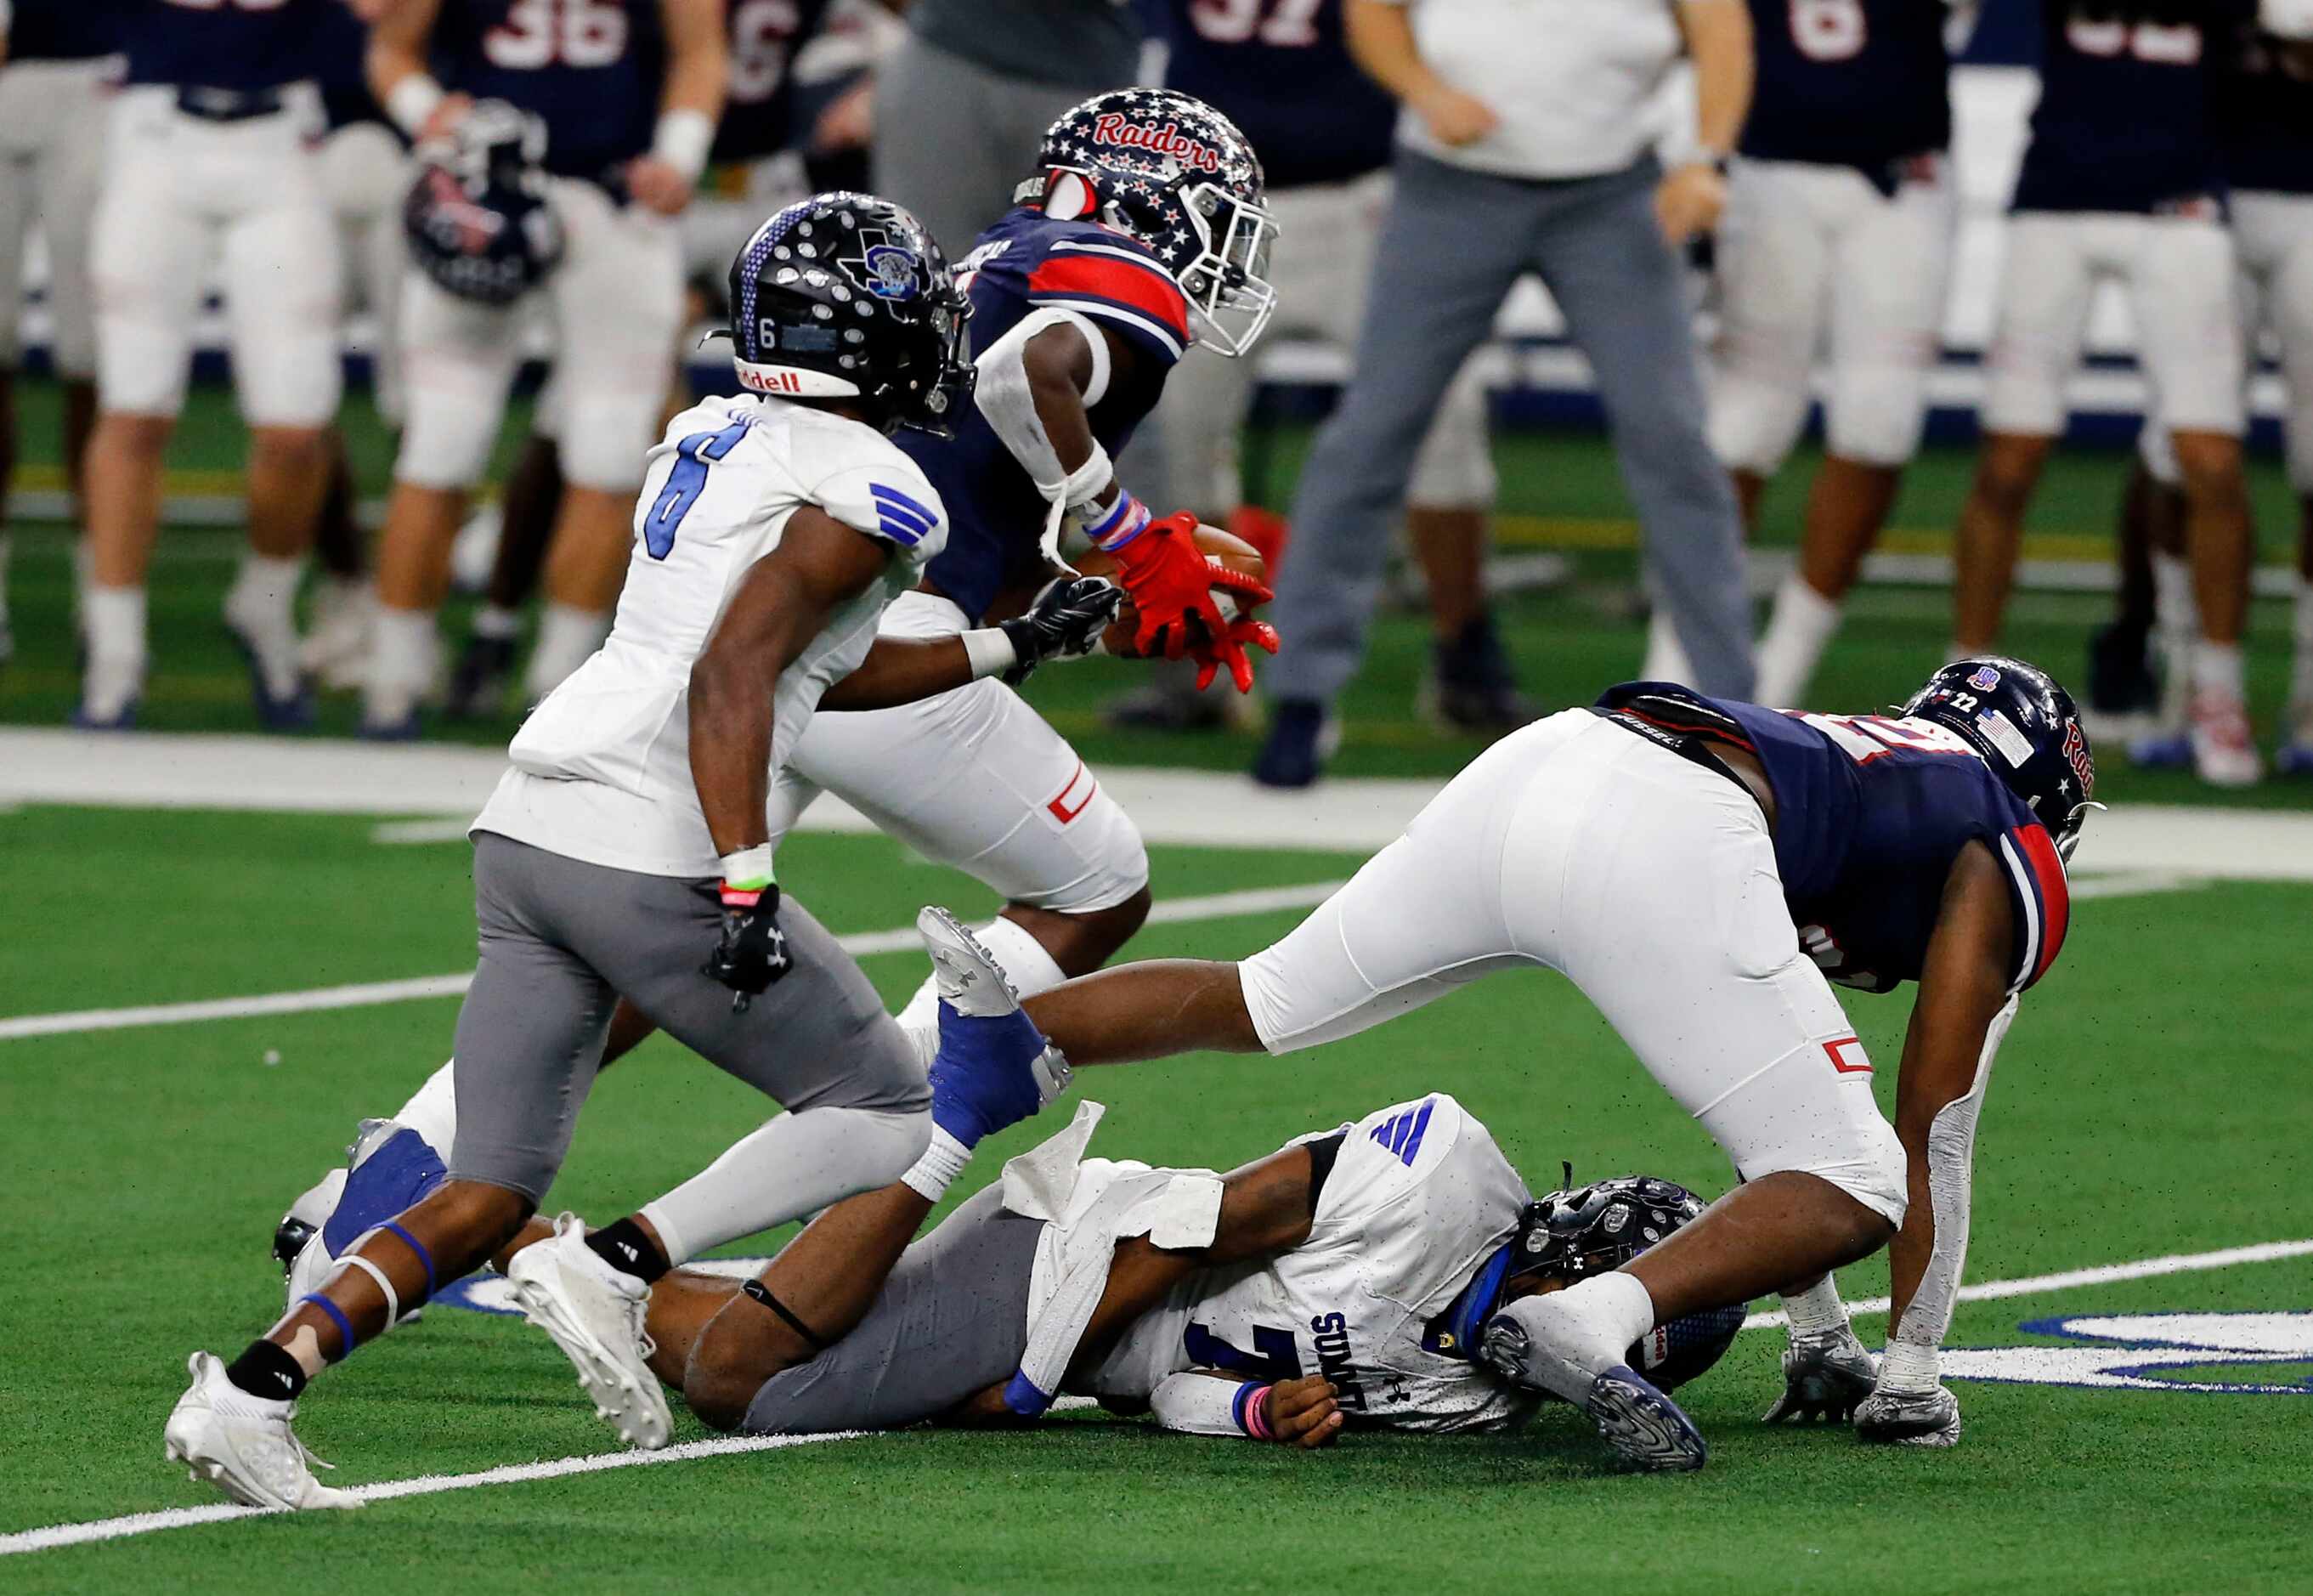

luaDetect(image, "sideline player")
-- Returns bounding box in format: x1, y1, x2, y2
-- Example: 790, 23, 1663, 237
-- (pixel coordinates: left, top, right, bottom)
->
998, 660, 2090, 1469
1712, 0, 1966, 709
1140, 0, 1508, 733
359, 0, 727, 736
1952, 0, 2257, 785
0, 0, 116, 665
76, 0, 345, 729
161, 196, 1110, 1508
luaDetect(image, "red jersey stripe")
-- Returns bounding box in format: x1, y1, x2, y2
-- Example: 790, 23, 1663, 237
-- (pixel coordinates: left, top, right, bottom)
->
1027, 256, 1190, 342
2012, 823, 2070, 984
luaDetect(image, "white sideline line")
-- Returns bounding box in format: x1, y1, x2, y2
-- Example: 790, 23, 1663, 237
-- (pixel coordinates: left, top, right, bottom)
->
7, 1237, 2307, 1559
0, 880, 1347, 1043
1739, 1237, 2313, 1331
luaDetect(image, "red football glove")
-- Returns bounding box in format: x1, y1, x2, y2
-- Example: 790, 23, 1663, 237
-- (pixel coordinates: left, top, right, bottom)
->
1192, 612, 1282, 694
1104, 512, 1275, 660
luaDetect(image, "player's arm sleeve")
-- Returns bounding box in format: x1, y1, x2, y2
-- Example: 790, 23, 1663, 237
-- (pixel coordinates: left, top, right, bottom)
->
809, 450, 948, 567
1991, 823, 2071, 993
1149, 1370, 1270, 1438
1025, 241, 1192, 367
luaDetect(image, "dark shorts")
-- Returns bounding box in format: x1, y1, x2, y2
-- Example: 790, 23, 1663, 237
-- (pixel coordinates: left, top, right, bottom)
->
742, 1184, 1045, 1434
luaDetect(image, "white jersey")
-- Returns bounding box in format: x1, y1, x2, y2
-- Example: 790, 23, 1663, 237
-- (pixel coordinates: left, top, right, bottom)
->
1078, 1095, 1538, 1435
472, 393, 947, 878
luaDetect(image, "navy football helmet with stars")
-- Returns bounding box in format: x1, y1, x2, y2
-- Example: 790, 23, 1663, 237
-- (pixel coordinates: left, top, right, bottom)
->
404, 100, 565, 307
1905, 656, 2097, 861
1026, 88, 1277, 357
721, 192, 975, 436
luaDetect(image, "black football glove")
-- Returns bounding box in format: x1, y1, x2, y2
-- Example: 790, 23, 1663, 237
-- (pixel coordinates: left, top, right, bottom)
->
703, 882, 793, 1010
998, 575, 1125, 686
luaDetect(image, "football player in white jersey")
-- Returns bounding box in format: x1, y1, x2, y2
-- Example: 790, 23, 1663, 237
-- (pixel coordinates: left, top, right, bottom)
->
454, 1091, 1741, 1446
162, 196, 1117, 1510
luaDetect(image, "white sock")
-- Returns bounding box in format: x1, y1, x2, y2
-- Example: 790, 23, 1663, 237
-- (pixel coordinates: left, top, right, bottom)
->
472, 603, 523, 642
2191, 638, 2244, 701
1640, 609, 1694, 687
895, 914, 1070, 1039
82, 583, 149, 670
1753, 575, 1841, 710
524, 602, 610, 699
369, 604, 439, 696
227, 552, 304, 630
638, 1104, 930, 1265
2291, 577, 2313, 709
392, 1060, 460, 1156
1781, 1275, 1847, 1336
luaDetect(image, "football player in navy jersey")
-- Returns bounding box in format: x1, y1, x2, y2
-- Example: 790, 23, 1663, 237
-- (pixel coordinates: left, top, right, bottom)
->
0, 0, 118, 666
1001, 658, 2092, 1469
359, 0, 727, 737
1711, 0, 1967, 710
1140, 0, 1507, 734
1954, 1, 2262, 786
75, 0, 349, 730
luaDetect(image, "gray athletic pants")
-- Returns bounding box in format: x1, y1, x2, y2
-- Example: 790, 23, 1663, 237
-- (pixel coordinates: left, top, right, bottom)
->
742, 1184, 1045, 1434
1267, 151, 1755, 705
449, 833, 929, 1203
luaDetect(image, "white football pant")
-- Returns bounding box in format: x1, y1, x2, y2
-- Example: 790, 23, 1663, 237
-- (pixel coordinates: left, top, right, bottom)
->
1237, 709, 1909, 1225
0, 56, 111, 379
90, 85, 343, 425
320, 121, 414, 427
1709, 156, 1958, 473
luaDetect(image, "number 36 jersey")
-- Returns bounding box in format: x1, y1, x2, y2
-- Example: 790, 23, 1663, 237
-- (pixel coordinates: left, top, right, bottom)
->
472, 394, 946, 879
1080, 1095, 1541, 1435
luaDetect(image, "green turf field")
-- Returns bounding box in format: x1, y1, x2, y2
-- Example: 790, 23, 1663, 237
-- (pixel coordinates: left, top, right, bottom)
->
3, 794, 2310, 1591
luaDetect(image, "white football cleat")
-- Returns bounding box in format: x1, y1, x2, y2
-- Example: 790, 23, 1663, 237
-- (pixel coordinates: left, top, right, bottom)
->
506, 1214, 670, 1449
163, 1351, 361, 1510
299, 576, 376, 691
916, 907, 1072, 1108
2189, 690, 2261, 788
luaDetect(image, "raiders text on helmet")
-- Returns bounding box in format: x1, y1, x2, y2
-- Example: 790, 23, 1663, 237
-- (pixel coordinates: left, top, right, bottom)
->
403, 100, 565, 307
722, 192, 975, 436
1904, 656, 2097, 860
1027, 88, 1278, 358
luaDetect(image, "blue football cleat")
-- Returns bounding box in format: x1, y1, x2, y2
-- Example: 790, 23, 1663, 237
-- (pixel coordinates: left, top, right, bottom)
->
71, 696, 139, 731
2277, 741, 2313, 778
2128, 729, 2191, 770
917, 907, 1070, 1148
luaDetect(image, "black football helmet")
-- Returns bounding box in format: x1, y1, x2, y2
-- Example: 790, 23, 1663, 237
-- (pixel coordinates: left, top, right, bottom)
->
1507, 1174, 1745, 1393
403, 100, 565, 306
1025, 88, 1277, 357
721, 192, 973, 436
1904, 656, 2096, 860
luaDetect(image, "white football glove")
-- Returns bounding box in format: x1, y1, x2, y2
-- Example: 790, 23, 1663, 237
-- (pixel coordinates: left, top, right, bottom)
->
1856, 1382, 1962, 1447
1762, 1322, 1880, 1425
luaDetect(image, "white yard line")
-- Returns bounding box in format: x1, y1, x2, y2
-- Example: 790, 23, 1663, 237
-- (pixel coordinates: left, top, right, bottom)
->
1739, 1237, 2313, 1331
0, 881, 1347, 1043
6, 1237, 2305, 1559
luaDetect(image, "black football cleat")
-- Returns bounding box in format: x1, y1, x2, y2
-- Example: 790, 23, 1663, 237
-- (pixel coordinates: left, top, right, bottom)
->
1252, 699, 1335, 789
445, 631, 519, 721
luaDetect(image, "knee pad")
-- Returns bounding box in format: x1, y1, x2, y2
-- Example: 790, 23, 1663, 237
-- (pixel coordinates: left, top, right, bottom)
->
395, 382, 503, 489
1824, 365, 1929, 467
1706, 372, 1810, 478
1022, 790, 1151, 914
557, 389, 660, 493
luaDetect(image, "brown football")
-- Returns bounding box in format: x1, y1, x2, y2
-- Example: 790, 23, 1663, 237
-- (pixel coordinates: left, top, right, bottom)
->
1072, 523, 1268, 659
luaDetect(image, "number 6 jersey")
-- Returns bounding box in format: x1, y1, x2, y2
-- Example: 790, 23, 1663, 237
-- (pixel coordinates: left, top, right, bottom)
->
1079, 1094, 1541, 1435
472, 393, 946, 879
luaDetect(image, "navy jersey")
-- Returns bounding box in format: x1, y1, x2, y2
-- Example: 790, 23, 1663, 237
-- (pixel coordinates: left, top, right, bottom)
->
2011, 3, 2236, 215
1158, 0, 1393, 190
126, 0, 329, 93
8, 0, 122, 63
2214, 20, 2313, 196
1598, 687, 2073, 996
314, 0, 387, 133
902, 209, 1192, 622
1739, 0, 1950, 176
709, 0, 834, 164
433, 0, 665, 181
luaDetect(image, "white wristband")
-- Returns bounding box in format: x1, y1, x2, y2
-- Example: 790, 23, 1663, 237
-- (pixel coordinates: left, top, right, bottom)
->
386, 74, 446, 140
960, 628, 1019, 682
901, 1126, 972, 1203
717, 843, 778, 888
652, 108, 715, 186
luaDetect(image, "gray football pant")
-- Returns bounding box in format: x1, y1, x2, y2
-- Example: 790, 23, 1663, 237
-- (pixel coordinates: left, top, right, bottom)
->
1268, 151, 1755, 705
450, 833, 929, 1203
742, 1184, 1045, 1434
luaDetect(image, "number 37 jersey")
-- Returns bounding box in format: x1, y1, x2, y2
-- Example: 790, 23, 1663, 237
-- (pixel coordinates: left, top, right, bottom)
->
1081, 1095, 1540, 1435
472, 394, 946, 879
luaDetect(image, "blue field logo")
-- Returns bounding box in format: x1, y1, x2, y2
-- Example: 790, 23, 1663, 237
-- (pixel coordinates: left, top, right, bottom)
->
1943, 1312, 2313, 1395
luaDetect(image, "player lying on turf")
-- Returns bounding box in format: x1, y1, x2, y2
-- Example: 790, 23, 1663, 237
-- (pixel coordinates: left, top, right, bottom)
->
989, 660, 2095, 1469
162, 195, 1110, 1513
277, 1027, 1743, 1446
